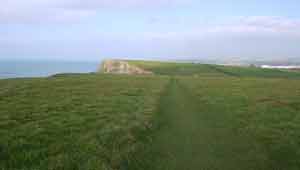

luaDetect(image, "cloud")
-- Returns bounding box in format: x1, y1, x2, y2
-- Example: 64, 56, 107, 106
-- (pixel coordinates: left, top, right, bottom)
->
140, 16, 300, 41
0, 9, 96, 24
118, 16, 300, 60
1, 13, 300, 61
56, 0, 186, 9
209, 16, 300, 35
0, 0, 96, 24
0, 0, 186, 24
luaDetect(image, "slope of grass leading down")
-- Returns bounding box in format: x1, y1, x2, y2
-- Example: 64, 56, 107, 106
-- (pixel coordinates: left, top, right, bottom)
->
125, 77, 300, 170
1, 61, 300, 170
0, 74, 168, 170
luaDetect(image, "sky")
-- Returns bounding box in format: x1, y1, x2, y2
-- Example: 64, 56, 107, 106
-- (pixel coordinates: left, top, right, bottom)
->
1, 0, 300, 62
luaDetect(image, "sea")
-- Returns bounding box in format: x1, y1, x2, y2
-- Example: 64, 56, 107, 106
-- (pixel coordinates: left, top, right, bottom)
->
0, 59, 101, 79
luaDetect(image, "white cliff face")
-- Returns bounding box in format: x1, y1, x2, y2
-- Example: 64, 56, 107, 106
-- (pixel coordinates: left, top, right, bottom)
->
101, 60, 153, 75
261, 65, 300, 69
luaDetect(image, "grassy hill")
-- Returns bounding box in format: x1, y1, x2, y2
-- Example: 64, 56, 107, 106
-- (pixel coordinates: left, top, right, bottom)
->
0, 74, 168, 170
1, 61, 300, 170
128, 60, 300, 78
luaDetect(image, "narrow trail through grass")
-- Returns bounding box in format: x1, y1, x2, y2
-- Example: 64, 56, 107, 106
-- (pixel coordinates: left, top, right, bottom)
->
127, 77, 266, 170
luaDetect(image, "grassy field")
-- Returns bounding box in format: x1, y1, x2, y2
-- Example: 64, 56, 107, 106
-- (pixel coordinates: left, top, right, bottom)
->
1, 61, 300, 170
128, 60, 300, 78
127, 60, 225, 76
178, 77, 300, 170
125, 76, 300, 170
0, 74, 168, 170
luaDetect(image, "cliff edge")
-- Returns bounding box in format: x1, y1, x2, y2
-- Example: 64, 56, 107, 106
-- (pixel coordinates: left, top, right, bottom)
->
100, 60, 153, 75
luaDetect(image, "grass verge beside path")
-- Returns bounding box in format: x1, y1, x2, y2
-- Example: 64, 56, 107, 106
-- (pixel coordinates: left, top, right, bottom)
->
126, 77, 267, 170
0, 74, 169, 170
2, 61, 300, 170
179, 76, 300, 170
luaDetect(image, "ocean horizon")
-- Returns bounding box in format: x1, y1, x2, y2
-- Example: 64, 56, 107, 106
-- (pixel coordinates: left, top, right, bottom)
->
0, 59, 101, 79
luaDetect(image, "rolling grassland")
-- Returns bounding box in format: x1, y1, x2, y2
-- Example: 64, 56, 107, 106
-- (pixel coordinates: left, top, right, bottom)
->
1, 61, 300, 169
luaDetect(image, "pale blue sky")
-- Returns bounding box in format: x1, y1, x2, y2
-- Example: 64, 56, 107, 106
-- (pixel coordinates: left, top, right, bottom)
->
0, 0, 300, 61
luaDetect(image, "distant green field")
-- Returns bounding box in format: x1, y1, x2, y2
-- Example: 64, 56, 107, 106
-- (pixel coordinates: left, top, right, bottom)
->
128, 60, 300, 78
1, 61, 300, 170
127, 60, 225, 76
212, 65, 300, 78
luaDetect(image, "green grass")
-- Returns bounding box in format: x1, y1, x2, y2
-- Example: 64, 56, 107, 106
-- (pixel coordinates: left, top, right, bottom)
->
1, 61, 300, 170
127, 60, 226, 76
125, 76, 300, 170
211, 65, 300, 78
0, 74, 168, 170
178, 77, 300, 169
128, 60, 300, 78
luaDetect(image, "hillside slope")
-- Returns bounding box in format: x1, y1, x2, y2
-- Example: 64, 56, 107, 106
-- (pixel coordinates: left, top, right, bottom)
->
0, 74, 168, 170
1, 60, 300, 170
128, 60, 300, 78
125, 76, 300, 170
